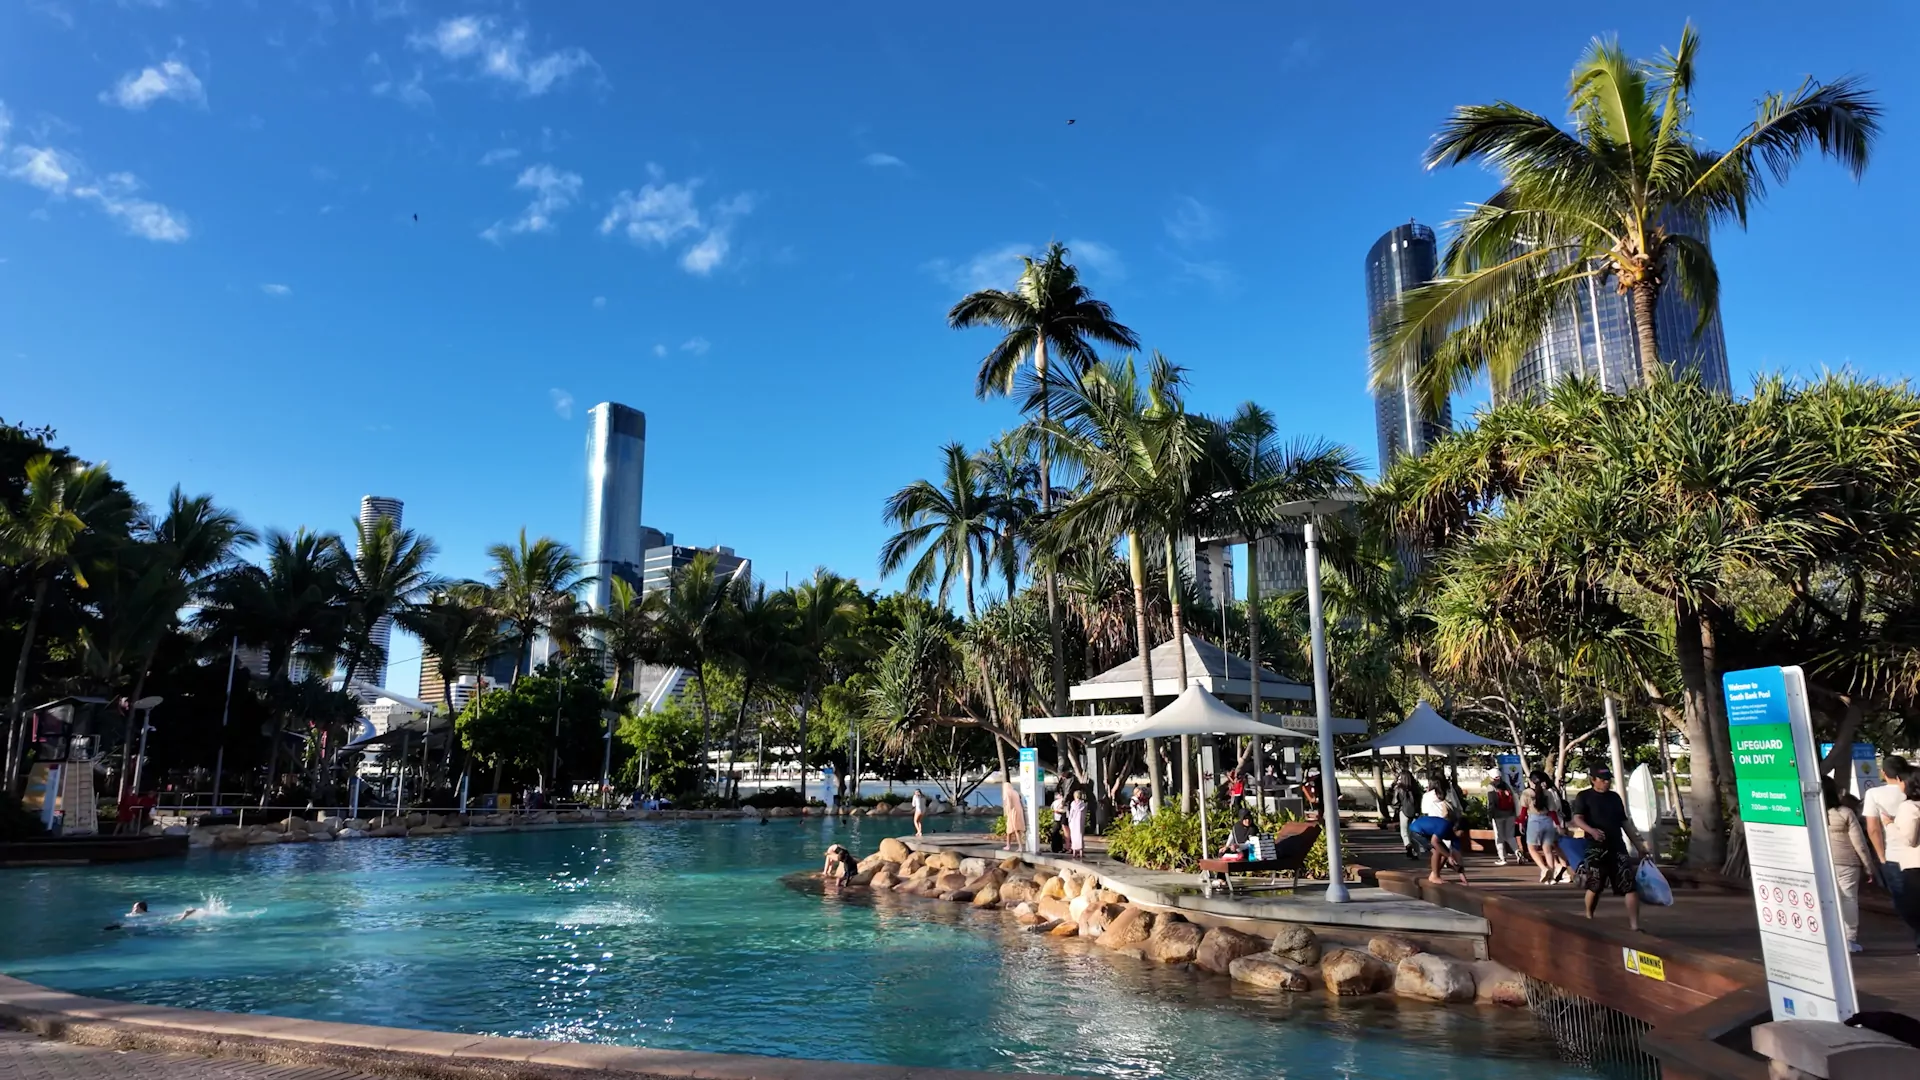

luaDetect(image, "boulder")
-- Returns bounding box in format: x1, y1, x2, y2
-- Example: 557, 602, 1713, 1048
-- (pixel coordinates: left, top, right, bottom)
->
999, 879, 1037, 904
309, 829, 337, 842
187, 828, 218, 848
958, 857, 991, 880
1068, 894, 1091, 925
869, 803, 892, 816
1048, 921, 1080, 938
1144, 917, 1205, 964
935, 871, 970, 892
319, 816, 343, 830
1040, 876, 1068, 901
246, 831, 283, 845
1471, 961, 1528, 1007
971, 884, 1001, 909
1230, 954, 1313, 991
161, 824, 189, 838
1023, 920, 1063, 934
338, 828, 368, 839
1078, 902, 1126, 937
857, 852, 893, 874
424, 813, 446, 829
403, 812, 426, 828
1195, 927, 1266, 975
1269, 925, 1322, 966
1037, 897, 1074, 924
1321, 948, 1394, 996
869, 869, 897, 890
1367, 935, 1422, 964
1012, 902, 1046, 925
1096, 906, 1156, 950
965, 868, 1006, 892
1096, 889, 1124, 905
1394, 954, 1477, 1004
345, 818, 372, 831
877, 837, 911, 864
999, 857, 1025, 871
901, 851, 928, 876
926, 851, 962, 872
941, 890, 975, 903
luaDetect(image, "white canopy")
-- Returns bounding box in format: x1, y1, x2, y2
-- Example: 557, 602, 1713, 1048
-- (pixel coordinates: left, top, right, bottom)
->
1366, 701, 1506, 751
1101, 686, 1312, 743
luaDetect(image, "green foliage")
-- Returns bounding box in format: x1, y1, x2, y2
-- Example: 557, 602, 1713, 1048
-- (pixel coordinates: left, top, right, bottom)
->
741, 785, 805, 809
457, 659, 618, 789
1105, 802, 1304, 872
991, 806, 1054, 838
616, 699, 703, 797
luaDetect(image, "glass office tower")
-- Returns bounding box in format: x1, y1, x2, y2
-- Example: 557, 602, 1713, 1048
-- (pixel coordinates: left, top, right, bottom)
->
357, 495, 404, 687
1366, 222, 1452, 471
582, 402, 646, 613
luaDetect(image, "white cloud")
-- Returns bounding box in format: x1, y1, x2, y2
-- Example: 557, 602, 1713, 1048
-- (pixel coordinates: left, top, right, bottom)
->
862, 152, 906, 169
680, 230, 728, 275
680, 337, 711, 356
101, 58, 206, 111
651, 343, 667, 358
1165, 195, 1219, 244
924, 244, 1028, 292
480, 163, 581, 243
0, 107, 189, 243
549, 388, 574, 419
1066, 238, 1124, 279
599, 177, 702, 246
478, 147, 520, 166
410, 15, 596, 96
591, 295, 605, 308
260, 283, 291, 296
1172, 255, 1235, 290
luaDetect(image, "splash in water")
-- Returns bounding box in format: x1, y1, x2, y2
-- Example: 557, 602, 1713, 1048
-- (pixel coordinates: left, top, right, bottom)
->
177, 895, 265, 922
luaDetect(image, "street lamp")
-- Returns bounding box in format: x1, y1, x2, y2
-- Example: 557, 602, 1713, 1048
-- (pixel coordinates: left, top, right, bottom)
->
130, 695, 164, 795
1275, 494, 1359, 903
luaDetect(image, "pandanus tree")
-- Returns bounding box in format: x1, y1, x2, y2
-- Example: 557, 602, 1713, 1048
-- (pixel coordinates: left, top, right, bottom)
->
950, 242, 1139, 716
1372, 25, 1879, 406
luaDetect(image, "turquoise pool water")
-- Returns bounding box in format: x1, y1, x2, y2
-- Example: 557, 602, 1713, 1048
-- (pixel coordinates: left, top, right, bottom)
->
0, 820, 1590, 1079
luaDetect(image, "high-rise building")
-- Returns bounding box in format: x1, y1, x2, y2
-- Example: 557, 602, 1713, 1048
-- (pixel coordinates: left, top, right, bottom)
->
356, 495, 404, 687
417, 650, 518, 711
1502, 212, 1731, 402
642, 543, 749, 595
1366, 222, 1453, 471
582, 403, 647, 613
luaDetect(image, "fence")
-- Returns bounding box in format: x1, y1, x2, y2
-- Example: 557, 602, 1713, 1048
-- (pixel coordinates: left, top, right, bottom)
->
1525, 976, 1661, 1080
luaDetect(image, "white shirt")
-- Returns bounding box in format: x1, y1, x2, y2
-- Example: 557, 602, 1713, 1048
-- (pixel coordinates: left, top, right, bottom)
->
911, 792, 926, 812
1864, 784, 1907, 860
1891, 802, 1920, 872
1420, 791, 1449, 819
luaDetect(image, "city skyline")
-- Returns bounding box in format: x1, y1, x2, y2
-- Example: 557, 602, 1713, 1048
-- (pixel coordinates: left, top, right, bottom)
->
1366, 222, 1453, 470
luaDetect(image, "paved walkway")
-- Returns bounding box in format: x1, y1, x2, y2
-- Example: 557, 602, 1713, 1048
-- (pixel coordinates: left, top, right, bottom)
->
0, 1030, 382, 1080
1342, 826, 1920, 1013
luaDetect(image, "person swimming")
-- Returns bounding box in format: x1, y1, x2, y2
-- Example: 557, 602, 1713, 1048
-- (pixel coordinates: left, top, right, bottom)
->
176, 907, 200, 922
127, 901, 149, 916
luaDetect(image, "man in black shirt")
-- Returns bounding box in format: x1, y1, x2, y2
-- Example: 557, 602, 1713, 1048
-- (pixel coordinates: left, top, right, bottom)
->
1570, 767, 1651, 931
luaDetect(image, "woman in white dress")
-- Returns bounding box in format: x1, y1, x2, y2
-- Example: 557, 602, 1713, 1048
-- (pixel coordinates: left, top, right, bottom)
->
1067, 789, 1087, 858
1001, 782, 1025, 850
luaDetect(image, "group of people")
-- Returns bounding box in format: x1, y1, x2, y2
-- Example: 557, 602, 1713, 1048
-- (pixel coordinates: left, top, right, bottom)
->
1827, 754, 1920, 954
993, 782, 1088, 857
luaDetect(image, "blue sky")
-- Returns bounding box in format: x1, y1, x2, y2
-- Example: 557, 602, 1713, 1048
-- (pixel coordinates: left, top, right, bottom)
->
3, 2, 1916, 695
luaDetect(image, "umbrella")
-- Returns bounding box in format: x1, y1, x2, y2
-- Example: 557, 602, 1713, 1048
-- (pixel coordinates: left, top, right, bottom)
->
1366, 701, 1505, 752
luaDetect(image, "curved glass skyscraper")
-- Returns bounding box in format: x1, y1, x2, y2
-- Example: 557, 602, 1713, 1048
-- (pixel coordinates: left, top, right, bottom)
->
357, 495, 404, 688
582, 402, 646, 613
1366, 222, 1452, 470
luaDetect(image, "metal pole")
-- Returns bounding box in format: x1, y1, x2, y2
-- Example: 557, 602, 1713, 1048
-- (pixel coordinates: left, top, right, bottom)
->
211, 636, 238, 810
131, 708, 153, 794
1604, 696, 1627, 787
599, 712, 614, 809
1304, 519, 1350, 902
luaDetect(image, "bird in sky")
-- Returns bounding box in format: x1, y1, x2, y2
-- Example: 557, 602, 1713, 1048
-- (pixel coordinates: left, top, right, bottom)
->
1066, 119, 1076, 125
412, 213, 419, 222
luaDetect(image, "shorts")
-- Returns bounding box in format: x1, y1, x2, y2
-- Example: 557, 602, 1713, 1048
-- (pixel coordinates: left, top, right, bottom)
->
1525, 817, 1560, 847
1409, 816, 1457, 848
1578, 846, 1638, 897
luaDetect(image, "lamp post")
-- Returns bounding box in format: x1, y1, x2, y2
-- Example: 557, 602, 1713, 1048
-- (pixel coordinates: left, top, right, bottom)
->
129, 695, 163, 795
1277, 494, 1358, 903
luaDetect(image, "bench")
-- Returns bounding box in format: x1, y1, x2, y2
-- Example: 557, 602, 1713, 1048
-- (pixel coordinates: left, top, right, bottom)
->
1197, 822, 1322, 896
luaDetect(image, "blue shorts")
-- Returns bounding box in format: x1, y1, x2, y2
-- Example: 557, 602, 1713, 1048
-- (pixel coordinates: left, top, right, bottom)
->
1409, 816, 1457, 846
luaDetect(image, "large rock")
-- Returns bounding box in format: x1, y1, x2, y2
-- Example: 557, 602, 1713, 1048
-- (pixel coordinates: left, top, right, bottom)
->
869, 803, 892, 816
926, 851, 962, 872
1012, 902, 1046, 925
965, 868, 1007, 892
971, 884, 1001, 909
1230, 954, 1313, 991
1394, 954, 1477, 1004
1096, 889, 1124, 905
1039, 876, 1068, 901
857, 852, 893, 873
1037, 897, 1074, 923
940, 890, 975, 904
1078, 902, 1126, 937
1144, 917, 1205, 964
999, 857, 1026, 871
1195, 926, 1265, 975
309, 829, 337, 842
1269, 925, 1322, 966
901, 851, 928, 875
1321, 948, 1394, 996
1023, 920, 1063, 934
1000, 879, 1037, 904
870, 869, 898, 889
877, 837, 911, 864
936, 871, 969, 892
958, 857, 991, 879
1096, 906, 1156, 949
338, 828, 367, 839
1048, 921, 1081, 938
1367, 935, 1422, 964
1472, 961, 1528, 1007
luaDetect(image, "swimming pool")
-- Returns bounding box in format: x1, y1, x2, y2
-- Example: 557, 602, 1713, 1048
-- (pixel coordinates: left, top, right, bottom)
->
0, 819, 1590, 1079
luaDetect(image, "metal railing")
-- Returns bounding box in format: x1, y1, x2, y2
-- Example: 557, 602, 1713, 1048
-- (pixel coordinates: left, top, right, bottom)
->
1524, 976, 1662, 1079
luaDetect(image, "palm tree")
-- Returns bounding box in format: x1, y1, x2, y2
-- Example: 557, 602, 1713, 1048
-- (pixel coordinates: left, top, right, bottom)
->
973, 435, 1041, 602
483, 530, 591, 680
3, 455, 120, 791
1373, 25, 1879, 406
950, 241, 1140, 716
720, 581, 796, 800
879, 442, 1000, 619
342, 514, 441, 686
790, 570, 866, 799
399, 587, 499, 718
597, 577, 662, 696
654, 551, 742, 790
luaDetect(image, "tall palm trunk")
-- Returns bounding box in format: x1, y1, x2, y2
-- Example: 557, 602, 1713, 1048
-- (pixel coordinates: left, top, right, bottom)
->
1035, 337, 1069, 719
1127, 532, 1161, 811
726, 679, 757, 802
962, 543, 977, 619
1671, 603, 1726, 866
117, 657, 155, 802
1630, 277, 1664, 384
5, 577, 49, 793
1245, 537, 1266, 793
693, 661, 715, 792
1164, 539, 1193, 812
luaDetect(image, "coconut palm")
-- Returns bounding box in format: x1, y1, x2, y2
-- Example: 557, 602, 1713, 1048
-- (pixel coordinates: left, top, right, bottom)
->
790, 569, 867, 798
950, 242, 1140, 716
342, 514, 442, 686
482, 530, 591, 680
399, 586, 500, 717
1373, 25, 1879, 406
720, 581, 796, 800
973, 435, 1041, 602
879, 442, 1000, 619
596, 577, 663, 696
654, 551, 742, 791
4, 455, 124, 790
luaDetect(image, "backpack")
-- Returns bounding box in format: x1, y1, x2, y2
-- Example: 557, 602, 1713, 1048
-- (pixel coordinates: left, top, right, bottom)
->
1492, 788, 1515, 814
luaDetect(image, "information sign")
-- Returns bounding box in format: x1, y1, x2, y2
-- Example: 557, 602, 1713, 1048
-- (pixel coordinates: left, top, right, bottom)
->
1018, 747, 1042, 855
1495, 754, 1524, 790
1818, 742, 1880, 801
1723, 666, 1857, 1021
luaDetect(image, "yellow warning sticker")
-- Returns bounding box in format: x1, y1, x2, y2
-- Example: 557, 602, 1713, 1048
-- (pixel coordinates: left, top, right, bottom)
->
1623, 947, 1666, 981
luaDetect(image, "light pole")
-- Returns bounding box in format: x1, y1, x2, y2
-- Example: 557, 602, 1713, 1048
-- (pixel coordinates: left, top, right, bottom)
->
1278, 494, 1358, 903
129, 695, 163, 795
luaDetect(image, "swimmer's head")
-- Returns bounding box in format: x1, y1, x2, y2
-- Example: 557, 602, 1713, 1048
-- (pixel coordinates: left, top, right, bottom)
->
130, 901, 148, 914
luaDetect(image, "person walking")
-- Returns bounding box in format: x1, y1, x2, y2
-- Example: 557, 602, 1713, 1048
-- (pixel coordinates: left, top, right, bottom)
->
1571, 767, 1652, 932
1823, 777, 1875, 953
1520, 771, 1569, 884
911, 789, 927, 838
1391, 769, 1422, 859
1049, 786, 1069, 853
1488, 778, 1518, 866
1863, 756, 1911, 915
1888, 773, 1920, 955
1067, 788, 1087, 859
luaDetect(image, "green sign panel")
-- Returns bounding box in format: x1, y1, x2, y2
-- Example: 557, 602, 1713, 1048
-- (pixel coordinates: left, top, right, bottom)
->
1724, 668, 1807, 826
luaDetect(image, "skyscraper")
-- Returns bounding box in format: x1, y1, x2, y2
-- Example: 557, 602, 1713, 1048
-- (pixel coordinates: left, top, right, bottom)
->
642, 543, 748, 595
357, 495, 404, 688
1502, 212, 1731, 402
1366, 223, 1452, 470
582, 402, 646, 613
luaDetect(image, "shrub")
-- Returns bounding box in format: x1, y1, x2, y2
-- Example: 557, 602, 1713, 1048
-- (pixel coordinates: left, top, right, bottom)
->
1106, 801, 1302, 871
742, 786, 804, 809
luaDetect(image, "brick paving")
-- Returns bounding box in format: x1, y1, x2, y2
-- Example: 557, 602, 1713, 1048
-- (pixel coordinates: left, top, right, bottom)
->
0, 1030, 384, 1080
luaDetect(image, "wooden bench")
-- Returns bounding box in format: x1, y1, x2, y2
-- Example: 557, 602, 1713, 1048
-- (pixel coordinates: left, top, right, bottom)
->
1197, 822, 1321, 896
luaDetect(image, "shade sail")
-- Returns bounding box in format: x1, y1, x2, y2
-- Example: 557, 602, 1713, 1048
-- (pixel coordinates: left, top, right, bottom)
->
1366, 701, 1506, 751
1102, 686, 1311, 742
1070, 633, 1310, 703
